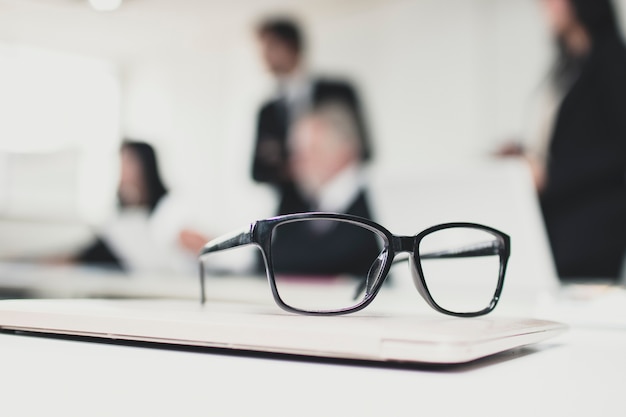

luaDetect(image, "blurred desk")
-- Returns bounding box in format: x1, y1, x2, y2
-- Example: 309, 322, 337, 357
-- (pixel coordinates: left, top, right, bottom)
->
0, 262, 625, 416
0, 261, 199, 299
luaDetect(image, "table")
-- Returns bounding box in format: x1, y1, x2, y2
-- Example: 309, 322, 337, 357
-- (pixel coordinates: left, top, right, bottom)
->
0, 325, 624, 416
0, 263, 625, 416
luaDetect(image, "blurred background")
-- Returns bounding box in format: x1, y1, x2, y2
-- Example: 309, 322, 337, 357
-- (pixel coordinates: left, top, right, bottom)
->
0, 0, 623, 265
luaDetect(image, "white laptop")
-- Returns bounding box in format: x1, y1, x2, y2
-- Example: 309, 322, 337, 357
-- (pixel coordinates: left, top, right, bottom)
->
0, 298, 566, 365
368, 159, 560, 308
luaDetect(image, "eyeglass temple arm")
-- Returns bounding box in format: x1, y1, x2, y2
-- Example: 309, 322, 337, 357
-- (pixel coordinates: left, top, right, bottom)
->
199, 224, 255, 305
419, 240, 504, 260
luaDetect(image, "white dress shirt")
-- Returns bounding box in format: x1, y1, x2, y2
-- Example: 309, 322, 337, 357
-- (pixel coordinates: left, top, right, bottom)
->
309, 163, 365, 214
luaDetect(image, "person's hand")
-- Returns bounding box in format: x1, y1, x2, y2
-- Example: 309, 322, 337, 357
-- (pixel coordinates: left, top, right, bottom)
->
492, 142, 547, 192
493, 142, 525, 157
178, 229, 211, 255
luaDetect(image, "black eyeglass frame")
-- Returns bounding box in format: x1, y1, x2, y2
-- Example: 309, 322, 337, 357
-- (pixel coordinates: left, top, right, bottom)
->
199, 212, 510, 318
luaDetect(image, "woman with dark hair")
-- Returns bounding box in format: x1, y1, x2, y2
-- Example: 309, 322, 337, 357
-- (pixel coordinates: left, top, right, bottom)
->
117, 141, 168, 213
541, 0, 626, 280
503, 0, 626, 280
76, 140, 195, 273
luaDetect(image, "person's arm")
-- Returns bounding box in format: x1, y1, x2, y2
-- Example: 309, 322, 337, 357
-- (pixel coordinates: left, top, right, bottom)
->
342, 82, 373, 163
252, 102, 291, 184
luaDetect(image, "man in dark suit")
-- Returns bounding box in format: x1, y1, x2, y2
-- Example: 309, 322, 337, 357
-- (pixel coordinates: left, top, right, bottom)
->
252, 17, 373, 215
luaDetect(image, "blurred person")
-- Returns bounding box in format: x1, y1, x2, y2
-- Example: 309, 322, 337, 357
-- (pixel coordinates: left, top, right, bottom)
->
74, 140, 199, 274
288, 103, 371, 216
268, 102, 380, 275
499, 0, 626, 280
252, 16, 373, 216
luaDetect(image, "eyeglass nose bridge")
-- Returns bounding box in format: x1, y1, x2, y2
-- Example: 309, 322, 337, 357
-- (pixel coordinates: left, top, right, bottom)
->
392, 235, 415, 253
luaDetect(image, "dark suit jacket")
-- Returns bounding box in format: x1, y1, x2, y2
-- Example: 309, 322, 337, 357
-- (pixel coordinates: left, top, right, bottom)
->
540, 36, 626, 279
252, 78, 372, 215
269, 190, 381, 276
75, 237, 124, 271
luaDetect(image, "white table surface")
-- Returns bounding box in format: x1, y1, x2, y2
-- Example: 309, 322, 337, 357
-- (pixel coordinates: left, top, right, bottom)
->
1, 263, 625, 417
0, 326, 624, 417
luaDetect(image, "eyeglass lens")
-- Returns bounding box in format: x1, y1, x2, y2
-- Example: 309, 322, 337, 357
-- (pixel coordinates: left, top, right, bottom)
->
270, 219, 386, 312
417, 227, 502, 314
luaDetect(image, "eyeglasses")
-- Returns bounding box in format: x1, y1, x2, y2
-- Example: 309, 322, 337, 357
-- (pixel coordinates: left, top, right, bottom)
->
199, 212, 510, 317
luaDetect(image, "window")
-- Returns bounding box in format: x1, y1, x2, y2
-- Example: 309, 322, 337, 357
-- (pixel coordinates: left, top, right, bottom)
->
0, 44, 120, 223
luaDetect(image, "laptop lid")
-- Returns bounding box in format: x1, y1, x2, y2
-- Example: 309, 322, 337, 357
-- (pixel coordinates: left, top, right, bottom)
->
0, 298, 566, 365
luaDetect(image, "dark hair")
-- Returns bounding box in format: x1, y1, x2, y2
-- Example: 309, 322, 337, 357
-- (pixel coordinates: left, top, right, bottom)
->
552, 0, 622, 90
571, 0, 620, 40
120, 140, 167, 213
257, 17, 304, 54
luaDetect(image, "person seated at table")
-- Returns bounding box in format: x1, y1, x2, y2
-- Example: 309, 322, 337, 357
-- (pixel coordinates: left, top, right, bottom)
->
185, 104, 380, 277
267, 102, 380, 276
74, 140, 198, 274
